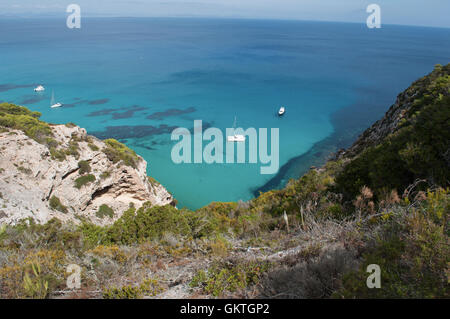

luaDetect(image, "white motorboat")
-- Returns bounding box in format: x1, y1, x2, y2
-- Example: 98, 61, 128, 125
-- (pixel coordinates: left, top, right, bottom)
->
227, 134, 246, 142
50, 91, 62, 108
34, 85, 45, 92
278, 106, 285, 116
227, 116, 245, 142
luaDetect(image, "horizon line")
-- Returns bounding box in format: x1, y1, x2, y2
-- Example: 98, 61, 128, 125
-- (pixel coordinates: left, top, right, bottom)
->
1, 14, 449, 30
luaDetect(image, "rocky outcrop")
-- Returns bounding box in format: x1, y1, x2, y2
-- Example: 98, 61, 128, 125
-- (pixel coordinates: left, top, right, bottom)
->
340, 64, 448, 159
341, 90, 413, 158
0, 124, 173, 225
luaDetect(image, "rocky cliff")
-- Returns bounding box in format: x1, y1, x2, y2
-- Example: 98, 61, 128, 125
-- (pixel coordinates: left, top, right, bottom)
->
333, 64, 449, 200
338, 63, 449, 159
0, 112, 173, 225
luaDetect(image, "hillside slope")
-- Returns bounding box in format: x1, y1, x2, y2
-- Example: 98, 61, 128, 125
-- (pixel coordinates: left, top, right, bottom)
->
343, 63, 449, 158
335, 63, 449, 200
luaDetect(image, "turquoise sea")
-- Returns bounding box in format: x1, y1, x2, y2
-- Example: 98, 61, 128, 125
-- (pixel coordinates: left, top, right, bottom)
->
1, 18, 449, 209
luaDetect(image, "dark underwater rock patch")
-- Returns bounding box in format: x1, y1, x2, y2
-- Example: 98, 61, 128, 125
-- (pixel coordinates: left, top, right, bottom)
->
0, 84, 37, 92
87, 105, 148, 119
146, 107, 196, 120
112, 105, 148, 119
19, 95, 46, 105
87, 108, 117, 117
88, 98, 110, 105
91, 124, 178, 140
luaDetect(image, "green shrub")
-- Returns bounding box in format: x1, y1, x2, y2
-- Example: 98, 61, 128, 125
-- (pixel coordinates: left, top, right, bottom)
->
79, 222, 108, 248
102, 139, 140, 168
100, 171, 111, 179
325, 203, 345, 219
23, 263, 49, 299
103, 201, 263, 245
88, 143, 99, 151
102, 285, 142, 299
106, 205, 191, 244
335, 189, 449, 298
74, 174, 96, 189
0, 218, 82, 251
139, 278, 164, 297
102, 278, 164, 299
45, 138, 59, 149
96, 204, 114, 219
49, 196, 68, 214
49, 147, 66, 161
77, 160, 91, 175
65, 141, 80, 159
190, 260, 272, 297
208, 235, 231, 257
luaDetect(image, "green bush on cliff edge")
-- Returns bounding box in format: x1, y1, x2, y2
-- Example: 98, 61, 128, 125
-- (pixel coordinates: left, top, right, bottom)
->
102, 138, 140, 168
0, 103, 53, 144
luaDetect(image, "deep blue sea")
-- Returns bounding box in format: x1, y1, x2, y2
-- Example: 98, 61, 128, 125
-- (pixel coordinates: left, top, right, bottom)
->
1, 18, 449, 209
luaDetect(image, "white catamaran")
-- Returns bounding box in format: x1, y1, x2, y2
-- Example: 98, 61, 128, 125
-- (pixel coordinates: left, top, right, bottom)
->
50, 91, 62, 108
227, 116, 245, 142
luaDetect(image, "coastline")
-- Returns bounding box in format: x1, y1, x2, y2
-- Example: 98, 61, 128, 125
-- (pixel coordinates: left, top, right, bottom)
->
253, 94, 386, 196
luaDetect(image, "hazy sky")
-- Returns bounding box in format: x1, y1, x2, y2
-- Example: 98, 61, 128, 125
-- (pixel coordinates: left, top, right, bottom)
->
1, 0, 449, 28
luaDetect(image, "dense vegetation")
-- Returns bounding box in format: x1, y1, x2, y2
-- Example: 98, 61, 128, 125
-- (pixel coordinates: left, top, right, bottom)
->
0, 186, 447, 298
335, 64, 450, 201
0, 103, 52, 145
0, 64, 448, 299
336, 189, 449, 298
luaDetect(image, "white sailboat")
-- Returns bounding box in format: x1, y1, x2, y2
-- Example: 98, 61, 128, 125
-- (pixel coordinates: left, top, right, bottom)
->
227, 116, 245, 142
50, 91, 62, 108
278, 106, 285, 116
